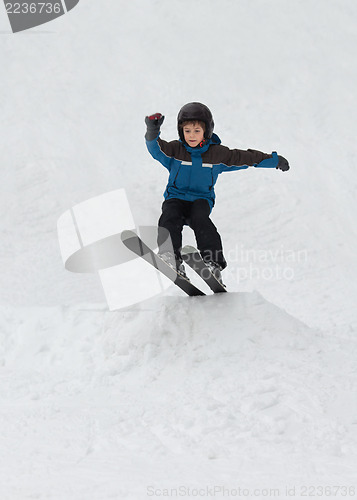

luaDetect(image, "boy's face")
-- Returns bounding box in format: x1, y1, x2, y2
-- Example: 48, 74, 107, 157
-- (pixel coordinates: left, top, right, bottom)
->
183, 122, 205, 148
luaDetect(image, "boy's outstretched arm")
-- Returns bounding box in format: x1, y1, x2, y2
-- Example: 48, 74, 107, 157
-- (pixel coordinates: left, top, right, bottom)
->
213, 146, 290, 172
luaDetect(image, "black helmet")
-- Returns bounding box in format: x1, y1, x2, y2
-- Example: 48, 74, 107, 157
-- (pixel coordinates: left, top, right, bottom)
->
177, 102, 214, 141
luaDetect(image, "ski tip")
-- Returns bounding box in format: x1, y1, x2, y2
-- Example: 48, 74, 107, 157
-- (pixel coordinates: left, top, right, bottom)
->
120, 229, 137, 242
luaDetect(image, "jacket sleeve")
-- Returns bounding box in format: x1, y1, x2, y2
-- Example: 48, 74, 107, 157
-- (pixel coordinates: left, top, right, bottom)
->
145, 134, 176, 172
209, 145, 279, 172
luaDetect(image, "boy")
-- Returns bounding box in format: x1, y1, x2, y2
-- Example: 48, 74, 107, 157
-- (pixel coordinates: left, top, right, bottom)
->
145, 102, 289, 284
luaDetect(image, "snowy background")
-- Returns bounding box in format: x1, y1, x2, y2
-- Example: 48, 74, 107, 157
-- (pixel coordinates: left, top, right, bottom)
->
1, 0, 357, 498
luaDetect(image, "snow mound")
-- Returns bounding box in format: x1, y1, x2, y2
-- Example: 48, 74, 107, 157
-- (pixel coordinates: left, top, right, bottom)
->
1, 292, 356, 499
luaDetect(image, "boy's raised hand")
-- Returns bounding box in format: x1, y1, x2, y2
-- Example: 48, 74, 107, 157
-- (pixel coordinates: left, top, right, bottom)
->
276, 155, 290, 171
145, 113, 165, 140
145, 113, 165, 125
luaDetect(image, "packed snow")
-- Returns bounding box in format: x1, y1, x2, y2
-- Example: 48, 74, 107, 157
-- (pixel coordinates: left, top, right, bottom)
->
1, 0, 357, 499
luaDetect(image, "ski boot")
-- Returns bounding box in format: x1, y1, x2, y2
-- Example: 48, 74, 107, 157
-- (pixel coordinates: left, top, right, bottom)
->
204, 260, 226, 287
158, 252, 190, 280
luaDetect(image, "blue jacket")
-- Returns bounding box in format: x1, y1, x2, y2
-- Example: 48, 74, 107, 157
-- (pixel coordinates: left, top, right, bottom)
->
146, 133, 279, 210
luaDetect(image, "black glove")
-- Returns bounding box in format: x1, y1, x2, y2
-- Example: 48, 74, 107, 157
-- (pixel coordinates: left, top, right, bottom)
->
276, 155, 290, 171
145, 113, 165, 140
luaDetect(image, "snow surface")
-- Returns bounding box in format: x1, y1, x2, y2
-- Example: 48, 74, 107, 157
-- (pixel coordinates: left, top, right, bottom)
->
1, 0, 357, 498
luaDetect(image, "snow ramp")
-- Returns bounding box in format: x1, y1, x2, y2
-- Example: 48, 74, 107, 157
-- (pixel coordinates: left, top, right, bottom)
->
1, 292, 356, 499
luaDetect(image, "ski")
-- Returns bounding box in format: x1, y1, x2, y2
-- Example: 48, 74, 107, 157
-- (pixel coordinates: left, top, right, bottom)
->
121, 230, 205, 297
181, 245, 227, 294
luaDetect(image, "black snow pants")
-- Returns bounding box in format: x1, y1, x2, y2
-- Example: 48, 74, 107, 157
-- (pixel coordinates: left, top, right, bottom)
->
157, 198, 227, 269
